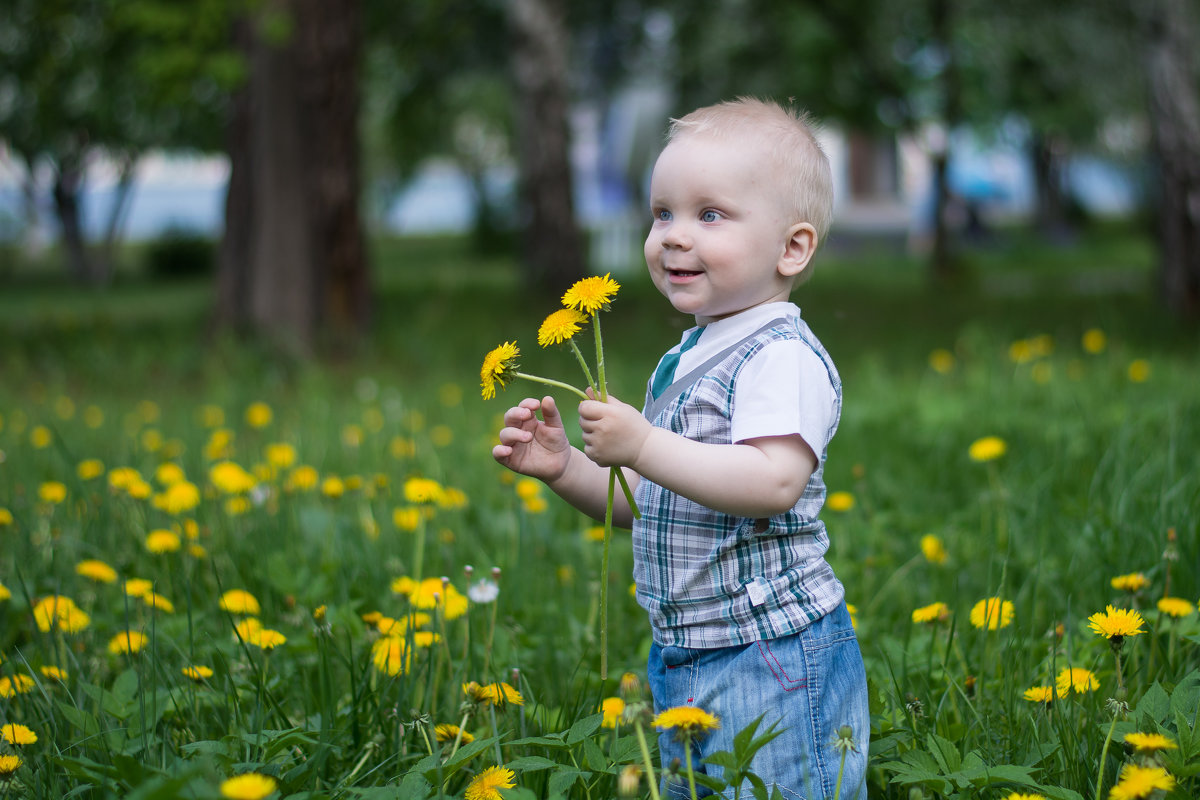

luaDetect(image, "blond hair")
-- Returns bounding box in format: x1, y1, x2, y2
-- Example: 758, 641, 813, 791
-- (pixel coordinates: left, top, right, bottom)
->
667, 97, 834, 245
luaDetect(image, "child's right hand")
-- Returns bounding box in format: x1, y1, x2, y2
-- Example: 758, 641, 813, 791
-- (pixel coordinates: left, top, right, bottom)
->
492, 396, 572, 483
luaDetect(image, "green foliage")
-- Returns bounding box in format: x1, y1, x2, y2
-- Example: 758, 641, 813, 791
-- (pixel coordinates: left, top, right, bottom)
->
143, 229, 216, 280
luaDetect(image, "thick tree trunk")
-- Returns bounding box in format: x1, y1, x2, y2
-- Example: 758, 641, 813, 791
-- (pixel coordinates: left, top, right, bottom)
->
1142, 0, 1200, 318
508, 0, 586, 294
214, 0, 369, 352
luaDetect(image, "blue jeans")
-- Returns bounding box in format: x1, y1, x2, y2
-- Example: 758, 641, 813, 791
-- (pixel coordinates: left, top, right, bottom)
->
647, 602, 868, 799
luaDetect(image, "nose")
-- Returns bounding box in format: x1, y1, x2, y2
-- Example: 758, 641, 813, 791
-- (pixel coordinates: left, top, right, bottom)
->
660, 220, 690, 250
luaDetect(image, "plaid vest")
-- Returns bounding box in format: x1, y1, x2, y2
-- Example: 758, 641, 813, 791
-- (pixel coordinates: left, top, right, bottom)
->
633, 315, 845, 648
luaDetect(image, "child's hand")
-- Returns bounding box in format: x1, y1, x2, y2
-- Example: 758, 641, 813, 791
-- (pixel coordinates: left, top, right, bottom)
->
493, 396, 572, 482
579, 391, 653, 468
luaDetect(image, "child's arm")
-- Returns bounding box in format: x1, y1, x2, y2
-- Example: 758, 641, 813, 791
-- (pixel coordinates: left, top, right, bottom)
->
579, 394, 816, 518
493, 395, 639, 527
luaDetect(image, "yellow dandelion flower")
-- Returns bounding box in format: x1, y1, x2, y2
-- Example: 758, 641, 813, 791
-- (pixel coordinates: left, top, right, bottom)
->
920, 534, 947, 564
1082, 328, 1107, 354
1111, 572, 1149, 592
234, 617, 263, 641
600, 697, 625, 728
404, 477, 444, 504
0, 675, 35, 698
77, 458, 106, 480
465, 765, 516, 800
583, 525, 606, 542
285, 465, 319, 492
244, 402, 273, 429
0, 508, 12, 526
33, 595, 90, 633
124, 578, 154, 598
1109, 763, 1174, 800
1, 723, 37, 746
220, 772, 277, 800
0, 582, 8, 602
248, 629, 286, 651
264, 442, 297, 469
538, 307, 589, 347
437, 486, 468, 509
210, 461, 257, 494
928, 348, 955, 374
654, 705, 720, 738
75, 559, 118, 584
83, 404, 104, 427
1055, 667, 1098, 696
847, 603, 858, 629
143, 592, 175, 613
108, 466, 143, 490
30, 425, 52, 448
220, 590, 262, 616
1023, 686, 1055, 704
198, 404, 225, 428
1087, 605, 1146, 640
1123, 731, 1176, 753
562, 273, 620, 315
826, 491, 855, 512
0, 754, 22, 777
321, 476, 345, 498
157, 480, 201, 514
968, 436, 1007, 462
182, 665, 214, 681
523, 495, 548, 514
969, 597, 1014, 630
1157, 597, 1194, 618
371, 637, 411, 676
480, 341, 520, 400
434, 723, 474, 744
341, 424, 364, 447
145, 528, 182, 554
1127, 359, 1151, 383
40, 665, 68, 681
108, 630, 149, 655
912, 602, 949, 624
392, 506, 422, 531
406, 577, 469, 619
1003, 794, 1046, 800
38, 481, 67, 504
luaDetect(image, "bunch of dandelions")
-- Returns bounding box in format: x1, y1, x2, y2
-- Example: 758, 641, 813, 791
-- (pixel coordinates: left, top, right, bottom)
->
479, 273, 640, 679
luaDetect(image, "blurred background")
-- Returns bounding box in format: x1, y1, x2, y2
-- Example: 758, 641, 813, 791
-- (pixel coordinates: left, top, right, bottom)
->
1, 0, 1197, 353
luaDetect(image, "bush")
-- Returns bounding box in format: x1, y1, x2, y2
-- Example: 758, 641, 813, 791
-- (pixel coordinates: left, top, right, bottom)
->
143, 227, 215, 279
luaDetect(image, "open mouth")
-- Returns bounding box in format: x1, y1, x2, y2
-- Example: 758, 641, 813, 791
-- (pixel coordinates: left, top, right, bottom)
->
667, 268, 701, 278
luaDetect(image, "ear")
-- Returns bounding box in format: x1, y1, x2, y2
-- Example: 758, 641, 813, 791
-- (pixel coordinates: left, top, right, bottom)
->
777, 222, 817, 279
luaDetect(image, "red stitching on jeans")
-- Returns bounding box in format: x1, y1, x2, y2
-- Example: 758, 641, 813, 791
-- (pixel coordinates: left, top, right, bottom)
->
757, 640, 805, 692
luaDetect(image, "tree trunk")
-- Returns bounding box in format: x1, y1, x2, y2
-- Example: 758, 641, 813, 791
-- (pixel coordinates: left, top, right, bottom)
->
508, 0, 586, 294
1031, 132, 1072, 242
214, 16, 254, 334
97, 151, 138, 286
1142, 0, 1200, 319
51, 152, 96, 284
929, 0, 962, 282
214, 0, 369, 353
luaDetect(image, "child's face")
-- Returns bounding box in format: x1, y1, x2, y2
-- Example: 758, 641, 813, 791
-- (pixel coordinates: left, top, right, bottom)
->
644, 134, 801, 325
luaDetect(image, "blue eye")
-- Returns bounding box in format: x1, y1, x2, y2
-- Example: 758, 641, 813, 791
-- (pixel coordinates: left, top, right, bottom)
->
655, 209, 672, 222
700, 210, 720, 223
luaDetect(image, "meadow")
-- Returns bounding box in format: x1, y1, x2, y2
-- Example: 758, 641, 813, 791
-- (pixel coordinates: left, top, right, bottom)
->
0, 226, 1197, 800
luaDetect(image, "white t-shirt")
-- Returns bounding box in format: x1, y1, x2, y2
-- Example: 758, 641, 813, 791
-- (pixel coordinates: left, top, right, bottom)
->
664, 302, 835, 457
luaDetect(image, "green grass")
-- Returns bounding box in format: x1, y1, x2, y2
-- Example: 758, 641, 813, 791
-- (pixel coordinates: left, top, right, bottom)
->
0, 225, 1197, 799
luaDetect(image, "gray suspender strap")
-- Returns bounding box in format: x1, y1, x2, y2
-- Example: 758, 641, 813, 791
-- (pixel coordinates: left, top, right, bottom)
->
642, 316, 792, 422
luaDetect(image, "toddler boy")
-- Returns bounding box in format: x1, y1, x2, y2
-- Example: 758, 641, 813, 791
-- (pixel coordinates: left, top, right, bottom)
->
493, 98, 868, 799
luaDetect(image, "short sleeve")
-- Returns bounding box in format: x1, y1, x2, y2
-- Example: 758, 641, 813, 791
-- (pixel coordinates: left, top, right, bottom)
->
730, 339, 835, 458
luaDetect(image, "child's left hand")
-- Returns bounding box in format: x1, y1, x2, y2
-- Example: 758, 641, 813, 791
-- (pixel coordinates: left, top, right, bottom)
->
578, 391, 653, 468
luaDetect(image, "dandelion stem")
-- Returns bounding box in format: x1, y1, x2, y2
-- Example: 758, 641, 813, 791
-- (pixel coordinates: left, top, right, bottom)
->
1094, 712, 1119, 800
834, 746, 847, 800
600, 468, 615, 680
447, 710, 472, 759
633, 721, 662, 800
513, 372, 589, 401
569, 339, 597, 393
683, 734, 699, 800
